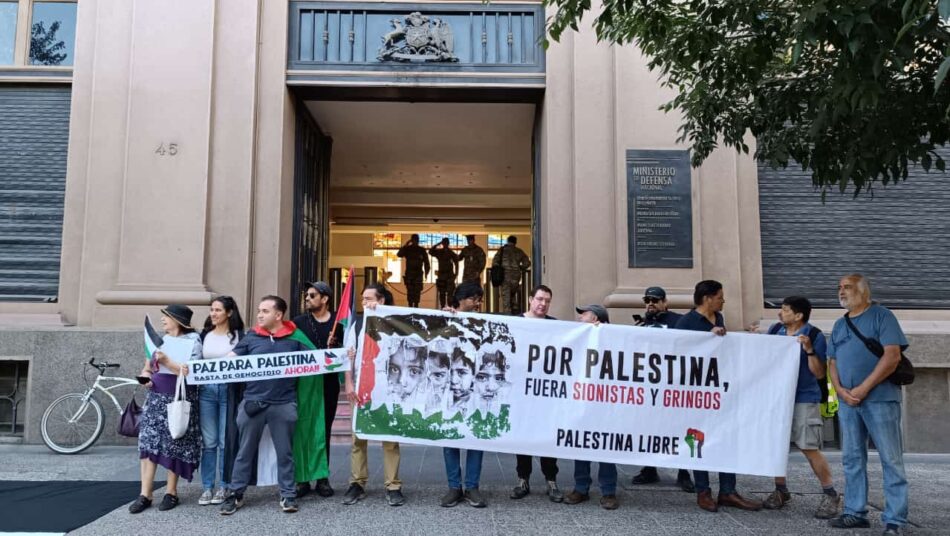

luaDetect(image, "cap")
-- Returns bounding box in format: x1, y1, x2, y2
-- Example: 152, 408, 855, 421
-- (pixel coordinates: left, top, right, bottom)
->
644, 286, 667, 300
306, 281, 333, 298
575, 304, 610, 323
161, 304, 194, 328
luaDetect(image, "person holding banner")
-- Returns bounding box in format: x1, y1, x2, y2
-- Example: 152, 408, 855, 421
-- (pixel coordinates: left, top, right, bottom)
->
292, 281, 343, 499
675, 281, 763, 513
129, 305, 203, 514
563, 304, 619, 510
762, 296, 841, 519
220, 296, 315, 516
197, 296, 246, 507
510, 284, 563, 503
343, 284, 406, 507
630, 286, 695, 493
440, 281, 487, 508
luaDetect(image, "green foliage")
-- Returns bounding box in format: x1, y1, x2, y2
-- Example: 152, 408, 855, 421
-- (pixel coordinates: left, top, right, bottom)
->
543, 0, 950, 194
30, 21, 67, 66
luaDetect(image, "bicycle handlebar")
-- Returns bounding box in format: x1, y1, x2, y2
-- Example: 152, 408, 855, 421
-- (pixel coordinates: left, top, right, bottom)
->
86, 357, 120, 370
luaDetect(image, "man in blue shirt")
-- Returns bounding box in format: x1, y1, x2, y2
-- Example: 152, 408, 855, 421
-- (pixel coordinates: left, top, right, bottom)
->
675, 280, 762, 513
762, 296, 840, 519
826, 275, 908, 535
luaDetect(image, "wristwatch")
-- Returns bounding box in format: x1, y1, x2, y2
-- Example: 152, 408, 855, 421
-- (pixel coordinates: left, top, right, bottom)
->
806, 351, 817, 356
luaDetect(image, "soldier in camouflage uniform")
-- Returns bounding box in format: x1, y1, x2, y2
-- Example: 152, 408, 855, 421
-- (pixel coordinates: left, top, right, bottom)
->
429, 237, 459, 309
459, 235, 486, 286
492, 235, 531, 314
397, 234, 430, 308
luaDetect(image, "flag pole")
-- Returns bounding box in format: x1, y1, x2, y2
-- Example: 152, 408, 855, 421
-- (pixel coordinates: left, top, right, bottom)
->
328, 265, 355, 347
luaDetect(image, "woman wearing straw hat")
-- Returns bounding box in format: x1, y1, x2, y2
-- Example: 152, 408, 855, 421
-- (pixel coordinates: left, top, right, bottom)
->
129, 304, 203, 514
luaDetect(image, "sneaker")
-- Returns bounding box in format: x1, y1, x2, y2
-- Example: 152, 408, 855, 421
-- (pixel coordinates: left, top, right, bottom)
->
211, 488, 227, 505
883, 524, 903, 535
631, 467, 660, 485
829, 514, 870, 529
342, 483, 366, 505
546, 480, 564, 503
676, 469, 696, 493
315, 478, 334, 497
441, 487, 463, 507
464, 488, 487, 508
386, 489, 406, 507
280, 497, 299, 513
814, 493, 841, 519
198, 489, 214, 506
220, 493, 244, 515
295, 482, 311, 499
762, 489, 791, 510
563, 490, 590, 504
510, 478, 530, 499
158, 494, 179, 511
128, 495, 151, 514
600, 494, 619, 510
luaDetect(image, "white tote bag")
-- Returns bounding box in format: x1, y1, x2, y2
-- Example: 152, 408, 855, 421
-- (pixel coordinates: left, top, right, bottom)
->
167, 373, 191, 439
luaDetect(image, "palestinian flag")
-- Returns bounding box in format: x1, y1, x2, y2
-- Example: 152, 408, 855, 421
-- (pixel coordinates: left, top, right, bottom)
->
291, 323, 330, 482
333, 266, 358, 352
143, 316, 163, 372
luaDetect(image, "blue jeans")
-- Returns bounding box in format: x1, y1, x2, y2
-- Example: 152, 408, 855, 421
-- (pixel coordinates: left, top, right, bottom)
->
443, 447, 484, 489
573, 460, 617, 495
199, 384, 229, 490
838, 401, 908, 526
693, 471, 736, 495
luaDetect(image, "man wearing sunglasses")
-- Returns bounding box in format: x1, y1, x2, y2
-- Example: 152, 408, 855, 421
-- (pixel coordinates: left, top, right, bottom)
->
630, 286, 694, 493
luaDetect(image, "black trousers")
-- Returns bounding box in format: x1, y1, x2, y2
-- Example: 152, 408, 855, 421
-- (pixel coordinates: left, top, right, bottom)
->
516, 454, 558, 481
323, 373, 341, 468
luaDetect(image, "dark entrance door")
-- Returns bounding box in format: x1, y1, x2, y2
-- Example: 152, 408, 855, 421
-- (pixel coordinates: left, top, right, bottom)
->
290, 99, 332, 315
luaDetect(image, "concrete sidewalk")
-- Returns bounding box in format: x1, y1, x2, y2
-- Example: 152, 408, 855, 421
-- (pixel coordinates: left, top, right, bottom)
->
1, 444, 947, 535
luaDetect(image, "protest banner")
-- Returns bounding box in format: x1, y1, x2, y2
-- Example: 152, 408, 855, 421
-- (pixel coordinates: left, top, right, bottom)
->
185, 349, 349, 385
352, 306, 801, 477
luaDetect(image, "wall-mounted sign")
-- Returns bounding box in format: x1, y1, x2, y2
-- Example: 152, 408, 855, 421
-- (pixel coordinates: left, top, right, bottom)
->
626, 150, 693, 268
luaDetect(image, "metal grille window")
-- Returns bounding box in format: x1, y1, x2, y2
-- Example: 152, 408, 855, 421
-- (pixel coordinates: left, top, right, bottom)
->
758, 150, 950, 309
0, 84, 70, 301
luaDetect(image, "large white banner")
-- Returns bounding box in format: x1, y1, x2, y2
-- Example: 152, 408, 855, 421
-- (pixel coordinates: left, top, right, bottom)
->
352, 306, 800, 477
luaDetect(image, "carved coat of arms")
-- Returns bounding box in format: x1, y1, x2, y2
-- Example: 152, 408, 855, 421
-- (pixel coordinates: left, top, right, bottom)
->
378, 12, 458, 62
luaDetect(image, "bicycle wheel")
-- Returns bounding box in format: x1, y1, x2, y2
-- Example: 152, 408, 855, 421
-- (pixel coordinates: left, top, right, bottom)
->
41, 393, 105, 454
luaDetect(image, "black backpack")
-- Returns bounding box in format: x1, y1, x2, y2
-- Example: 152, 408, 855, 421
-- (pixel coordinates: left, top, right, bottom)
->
767, 323, 829, 402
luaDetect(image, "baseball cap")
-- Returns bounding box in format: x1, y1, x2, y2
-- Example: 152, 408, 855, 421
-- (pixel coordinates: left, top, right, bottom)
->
643, 286, 666, 300
576, 304, 609, 323
305, 281, 333, 298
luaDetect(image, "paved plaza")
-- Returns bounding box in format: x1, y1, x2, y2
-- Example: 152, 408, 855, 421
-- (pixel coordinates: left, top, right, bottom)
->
0, 443, 947, 535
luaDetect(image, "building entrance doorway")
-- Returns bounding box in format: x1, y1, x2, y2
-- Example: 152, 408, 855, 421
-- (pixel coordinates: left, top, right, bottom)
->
293, 97, 539, 315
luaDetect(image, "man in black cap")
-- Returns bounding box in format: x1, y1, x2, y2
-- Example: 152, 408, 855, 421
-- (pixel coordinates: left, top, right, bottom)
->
630, 286, 694, 492
397, 234, 430, 308
565, 304, 619, 510
633, 286, 683, 329
292, 281, 343, 498
459, 235, 486, 286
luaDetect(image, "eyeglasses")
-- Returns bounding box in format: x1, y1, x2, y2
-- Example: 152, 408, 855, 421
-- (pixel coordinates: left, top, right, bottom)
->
643, 297, 661, 304
305, 292, 319, 298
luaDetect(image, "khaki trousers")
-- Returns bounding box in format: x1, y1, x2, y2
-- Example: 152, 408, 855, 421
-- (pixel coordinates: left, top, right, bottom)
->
350, 435, 402, 490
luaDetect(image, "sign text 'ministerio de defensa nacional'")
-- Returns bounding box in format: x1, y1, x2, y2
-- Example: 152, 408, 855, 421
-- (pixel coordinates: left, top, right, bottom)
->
626, 149, 693, 268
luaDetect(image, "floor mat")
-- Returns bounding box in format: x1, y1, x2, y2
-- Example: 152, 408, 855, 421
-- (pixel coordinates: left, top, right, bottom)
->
0, 481, 162, 533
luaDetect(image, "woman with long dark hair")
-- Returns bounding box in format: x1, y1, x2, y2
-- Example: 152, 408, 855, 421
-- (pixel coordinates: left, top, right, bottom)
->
196, 296, 245, 506
130, 305, 203, 514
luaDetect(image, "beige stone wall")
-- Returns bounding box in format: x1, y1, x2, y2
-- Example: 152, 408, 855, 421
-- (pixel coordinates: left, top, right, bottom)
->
52, 0, 294, 327
538, 14, 763, 328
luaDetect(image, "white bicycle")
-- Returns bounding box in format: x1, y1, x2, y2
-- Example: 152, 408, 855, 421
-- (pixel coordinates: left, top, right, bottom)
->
41, 358, 140, 454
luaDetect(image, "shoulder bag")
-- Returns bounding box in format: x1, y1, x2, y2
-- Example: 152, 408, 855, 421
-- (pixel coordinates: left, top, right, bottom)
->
843, 313, 914, 386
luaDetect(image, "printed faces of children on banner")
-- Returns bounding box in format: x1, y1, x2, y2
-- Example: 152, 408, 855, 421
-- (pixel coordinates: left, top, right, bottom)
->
373, 325, 512, 421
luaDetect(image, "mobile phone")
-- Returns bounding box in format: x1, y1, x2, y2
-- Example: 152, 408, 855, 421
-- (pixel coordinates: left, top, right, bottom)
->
136, 375, 151, 385
632, 314, 644, 323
